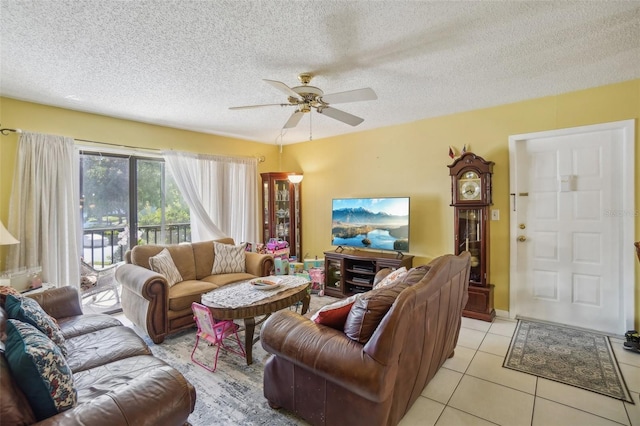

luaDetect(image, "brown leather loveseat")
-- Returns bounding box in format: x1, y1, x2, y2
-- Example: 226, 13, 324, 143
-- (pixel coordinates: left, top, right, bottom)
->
260, 252, 470, 426
1, 286, 196, 425
116, 238, 274, 343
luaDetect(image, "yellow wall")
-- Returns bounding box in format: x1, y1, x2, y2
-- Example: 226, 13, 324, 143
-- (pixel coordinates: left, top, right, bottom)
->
1, 79, 639, 326
280, 79, 640, 325
0, 97, 280, 269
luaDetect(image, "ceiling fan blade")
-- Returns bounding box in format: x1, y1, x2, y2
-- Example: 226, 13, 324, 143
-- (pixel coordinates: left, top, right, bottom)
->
283, 111, 305, 129
264, 79, 302, 100
229, 103, 291, 110
321, 87, 377, 104
318, 107, 364, 126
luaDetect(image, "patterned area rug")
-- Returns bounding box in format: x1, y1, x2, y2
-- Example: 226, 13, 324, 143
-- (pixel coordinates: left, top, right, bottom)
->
503, 319, 633, 403
134, 294, 338, 425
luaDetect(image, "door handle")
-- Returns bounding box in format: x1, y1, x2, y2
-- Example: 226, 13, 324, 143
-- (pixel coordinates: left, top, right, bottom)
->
517, 236, 527, 242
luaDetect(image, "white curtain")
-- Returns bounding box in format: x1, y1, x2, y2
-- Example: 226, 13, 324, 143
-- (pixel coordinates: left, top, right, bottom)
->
163, 150, 258, 244
7, 132, 81, 288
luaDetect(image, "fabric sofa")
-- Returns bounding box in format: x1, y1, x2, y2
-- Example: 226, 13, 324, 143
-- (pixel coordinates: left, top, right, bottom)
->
260, 252, 470, 426
0, 286, 196, 425
116, 238, 274, 343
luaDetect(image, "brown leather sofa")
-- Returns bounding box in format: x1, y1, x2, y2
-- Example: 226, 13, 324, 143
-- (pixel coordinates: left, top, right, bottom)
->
260, 252, 470, 426
116, 238, 274, 343
1, 286, 196, 425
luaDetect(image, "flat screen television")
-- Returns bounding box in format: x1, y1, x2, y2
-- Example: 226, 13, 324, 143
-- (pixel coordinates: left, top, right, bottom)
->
331, 197, 410, 252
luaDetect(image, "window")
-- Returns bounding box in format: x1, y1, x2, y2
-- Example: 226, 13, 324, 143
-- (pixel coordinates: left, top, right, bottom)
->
80, 152, 190, 267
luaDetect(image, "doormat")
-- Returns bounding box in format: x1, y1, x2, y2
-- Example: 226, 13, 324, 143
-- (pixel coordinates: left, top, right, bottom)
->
503, 319, 633, 403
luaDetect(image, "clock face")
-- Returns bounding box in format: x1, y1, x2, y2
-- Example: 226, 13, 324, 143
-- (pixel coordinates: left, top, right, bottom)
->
460, 180, 481, 200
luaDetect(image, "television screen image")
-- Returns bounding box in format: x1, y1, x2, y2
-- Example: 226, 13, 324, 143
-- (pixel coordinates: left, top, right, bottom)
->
331, 197, 410, 252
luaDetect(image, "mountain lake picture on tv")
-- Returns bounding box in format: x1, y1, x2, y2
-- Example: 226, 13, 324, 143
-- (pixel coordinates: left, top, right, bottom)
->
331, 197, 410, 252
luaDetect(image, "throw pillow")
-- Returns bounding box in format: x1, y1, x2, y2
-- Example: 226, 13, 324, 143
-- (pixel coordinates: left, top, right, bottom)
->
5, 294, 67, 356
5, 319, 77, 421
212, 242, 247, 274
310, 294, 359, 330
373, 267, 408, 289
343, 282, 409, 344
149, 248, 183, 287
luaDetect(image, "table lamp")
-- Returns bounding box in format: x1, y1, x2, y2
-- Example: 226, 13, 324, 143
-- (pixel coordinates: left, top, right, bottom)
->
0, 220, 19, 245
0, 220, 19, 286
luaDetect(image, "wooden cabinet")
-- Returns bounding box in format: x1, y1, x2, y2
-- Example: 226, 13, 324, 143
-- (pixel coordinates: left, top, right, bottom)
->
324, 250, 414, 298
260, 172, 301, 259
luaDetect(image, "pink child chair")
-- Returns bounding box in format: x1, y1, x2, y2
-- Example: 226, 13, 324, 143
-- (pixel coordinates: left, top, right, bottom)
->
190, 302, 246, 372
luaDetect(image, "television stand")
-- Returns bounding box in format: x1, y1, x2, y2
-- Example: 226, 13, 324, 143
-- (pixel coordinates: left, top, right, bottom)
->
323, 250, 414, 298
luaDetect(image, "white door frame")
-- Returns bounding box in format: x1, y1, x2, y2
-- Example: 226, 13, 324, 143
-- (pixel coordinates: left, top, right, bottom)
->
508, 119, 635, 332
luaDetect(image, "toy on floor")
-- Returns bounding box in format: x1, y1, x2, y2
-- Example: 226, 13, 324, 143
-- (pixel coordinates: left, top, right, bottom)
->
190, 302, 246, 372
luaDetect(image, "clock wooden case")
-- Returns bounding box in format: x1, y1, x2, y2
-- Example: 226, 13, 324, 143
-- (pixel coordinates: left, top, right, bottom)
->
448, 152, 495, 321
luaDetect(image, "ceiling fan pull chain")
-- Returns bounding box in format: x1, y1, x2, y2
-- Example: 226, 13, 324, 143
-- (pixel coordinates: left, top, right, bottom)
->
309, 110, 313, 141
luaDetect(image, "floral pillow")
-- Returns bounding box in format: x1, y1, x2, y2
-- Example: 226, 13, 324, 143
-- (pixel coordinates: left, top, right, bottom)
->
149, 248, 183, 287
310, 294, 359, 330
5, 294, 67, 356
4, 319, 77, 420
212, 242, 247, 274
373, 267, 408, 289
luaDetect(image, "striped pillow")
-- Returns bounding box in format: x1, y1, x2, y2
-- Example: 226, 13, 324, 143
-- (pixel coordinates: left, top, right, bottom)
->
149, 248, 183, 287
212, 242, 247, 274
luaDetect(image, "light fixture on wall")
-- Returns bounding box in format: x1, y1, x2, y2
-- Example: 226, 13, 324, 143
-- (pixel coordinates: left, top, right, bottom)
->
0, 220, 19, 245
287, 174, 303, 184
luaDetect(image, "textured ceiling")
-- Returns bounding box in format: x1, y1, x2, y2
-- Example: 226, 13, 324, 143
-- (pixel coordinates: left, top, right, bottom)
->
1, 1, 639, 145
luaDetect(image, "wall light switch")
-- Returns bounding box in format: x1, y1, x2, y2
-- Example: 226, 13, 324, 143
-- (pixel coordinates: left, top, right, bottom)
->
491, 209, 500, 221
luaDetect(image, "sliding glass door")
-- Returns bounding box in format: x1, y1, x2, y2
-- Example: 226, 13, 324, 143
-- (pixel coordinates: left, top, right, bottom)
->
80, 152, 190, 267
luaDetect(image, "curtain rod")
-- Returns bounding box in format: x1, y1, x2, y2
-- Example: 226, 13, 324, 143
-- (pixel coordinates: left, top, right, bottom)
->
1, 127, 266, 162
0, 127, 23, 135
75, 137, 160, 153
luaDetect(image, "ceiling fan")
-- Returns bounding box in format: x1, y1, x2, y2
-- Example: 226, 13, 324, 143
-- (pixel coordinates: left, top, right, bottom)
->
229, 73, 377, 129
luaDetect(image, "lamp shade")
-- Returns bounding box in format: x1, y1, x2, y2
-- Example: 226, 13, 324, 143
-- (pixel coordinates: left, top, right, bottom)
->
0, 220, 19, 245
288, 174, 303, 184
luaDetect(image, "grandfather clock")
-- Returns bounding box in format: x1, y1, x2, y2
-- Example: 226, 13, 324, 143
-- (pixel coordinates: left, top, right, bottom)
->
448, 152, 495, 321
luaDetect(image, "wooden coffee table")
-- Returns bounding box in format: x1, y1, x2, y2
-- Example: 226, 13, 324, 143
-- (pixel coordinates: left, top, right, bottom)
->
202, 278, 310, 365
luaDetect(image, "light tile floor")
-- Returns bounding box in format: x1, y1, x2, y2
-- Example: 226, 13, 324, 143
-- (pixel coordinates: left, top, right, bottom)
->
400, 317, 640, 426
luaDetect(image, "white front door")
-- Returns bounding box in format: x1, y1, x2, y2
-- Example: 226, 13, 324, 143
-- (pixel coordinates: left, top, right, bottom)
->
509, 120, 635, 334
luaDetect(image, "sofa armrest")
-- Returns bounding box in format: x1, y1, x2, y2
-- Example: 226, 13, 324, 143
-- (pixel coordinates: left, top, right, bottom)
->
26, 286, 83, 319
261, 310, 393, 402
245, 252, 274, 276
115, 264, 169, 344
33, 365, 195, 426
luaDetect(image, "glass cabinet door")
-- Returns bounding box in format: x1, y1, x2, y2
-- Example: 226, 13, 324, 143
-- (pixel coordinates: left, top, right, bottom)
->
260, 172, 301, 258
455, 207, 487, 286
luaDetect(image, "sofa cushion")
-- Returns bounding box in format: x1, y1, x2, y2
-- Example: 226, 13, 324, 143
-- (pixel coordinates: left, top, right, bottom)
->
344, 282, 409, 344
402, 265, 431, 285
5, 294, 68, 356
373, 267, 408, 289
167, 280, 220, 312
72, 355, 171, 403
64, 326, 151, 373
311, 294, 358, 329
149, 248, 183, 287
212, 242, 247, 274
57, 314, 123, 339
5, 319, 77, 421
